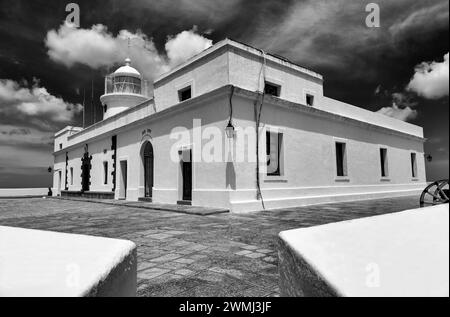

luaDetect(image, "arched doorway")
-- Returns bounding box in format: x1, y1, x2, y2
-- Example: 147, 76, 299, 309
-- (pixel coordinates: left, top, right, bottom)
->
142, 142, 154, 198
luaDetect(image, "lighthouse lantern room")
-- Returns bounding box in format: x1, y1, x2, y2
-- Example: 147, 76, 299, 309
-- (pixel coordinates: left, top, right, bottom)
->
100, 58, 149, 120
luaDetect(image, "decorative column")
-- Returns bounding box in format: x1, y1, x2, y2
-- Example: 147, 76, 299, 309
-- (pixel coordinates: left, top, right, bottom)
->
81, 144, 92, 192
111, 135, 117, 192
64, 152, 69, 191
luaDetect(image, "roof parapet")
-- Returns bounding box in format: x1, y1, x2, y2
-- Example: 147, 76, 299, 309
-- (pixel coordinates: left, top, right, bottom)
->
154, 39, 323, 85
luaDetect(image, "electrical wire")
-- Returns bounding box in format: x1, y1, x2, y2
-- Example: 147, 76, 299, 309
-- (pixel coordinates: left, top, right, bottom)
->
229, 85, 235, 124
255, 49, 267, 210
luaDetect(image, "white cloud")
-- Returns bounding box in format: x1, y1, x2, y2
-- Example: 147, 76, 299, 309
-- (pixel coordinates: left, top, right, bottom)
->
46, 24, 119, 69
376, 92, 419, 122
0, 78, 81, 122
407, 53, 449, 99
375, 51, 449, 122
45, 23, 168, 80
45, 23, 212, 80
165, 27, 213, 67
376, 104, 418, 122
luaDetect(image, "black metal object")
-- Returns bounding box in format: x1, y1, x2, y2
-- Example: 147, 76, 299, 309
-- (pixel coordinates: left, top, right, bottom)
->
64, 152, 69, 190
111, 135, 117, 192
61, 190, 114, 200
143, 142, 154, 198
182, 150, 192, 201
420, 180, 449, 207
81, 145, 92, 192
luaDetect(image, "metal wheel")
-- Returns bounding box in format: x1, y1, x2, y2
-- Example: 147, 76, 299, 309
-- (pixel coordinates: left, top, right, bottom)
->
420, 180, 450, 207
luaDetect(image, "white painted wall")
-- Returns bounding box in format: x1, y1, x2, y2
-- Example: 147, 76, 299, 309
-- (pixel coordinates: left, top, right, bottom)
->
54, 88, 426, 212
279, 204, 449, 297
111, 92, 231, 204
54, 126, 83, 152
153, 40, 422, 139
101, 94, 148, 120
153, 40, 324, 112
0, 188, 48, 197
228, 47, 324, 106
154, 47, 230, 111
225, 93, 426, 211
86, 138, 114, 192
66, 146, 84, 192
53, 152, 66, 195
0, 226, 136, 297
63, 100, 155, 149
320, 97, 423, 138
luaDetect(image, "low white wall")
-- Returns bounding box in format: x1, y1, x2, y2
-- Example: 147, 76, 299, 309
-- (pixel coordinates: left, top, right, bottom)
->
0, 226, 137, 297
230, 182, 427, 212
0, 188, 48, 198
278, 204, 449, 297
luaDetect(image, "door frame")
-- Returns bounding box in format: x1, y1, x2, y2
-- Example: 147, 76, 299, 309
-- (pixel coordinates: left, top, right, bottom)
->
119, 160, 128, 200
178, 147, 193, 202
58, 170, 62, 196
142, 141, 154, 198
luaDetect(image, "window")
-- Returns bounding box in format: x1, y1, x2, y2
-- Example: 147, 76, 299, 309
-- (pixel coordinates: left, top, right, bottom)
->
59, 143, 63, 150
70, 167, 74, 185
110, 76, 141, 94
411, 153, 417, 178
178, 86, 192, 102
335, 142, 348, 177
264, 82, 281, 97
380, 148, 389, 177
266, 131, 283, 176
306, 94, 315, 107
103, 162, 108, 185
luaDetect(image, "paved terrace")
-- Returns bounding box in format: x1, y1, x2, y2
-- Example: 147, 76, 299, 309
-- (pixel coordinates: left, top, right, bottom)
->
0, 196, 419, 297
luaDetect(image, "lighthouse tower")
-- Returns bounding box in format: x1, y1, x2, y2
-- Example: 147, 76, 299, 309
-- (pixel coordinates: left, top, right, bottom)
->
100, 58, 149, 120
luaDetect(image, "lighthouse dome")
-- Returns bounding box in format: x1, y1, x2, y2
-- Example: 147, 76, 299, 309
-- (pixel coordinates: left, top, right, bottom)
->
114, 58, 141, 77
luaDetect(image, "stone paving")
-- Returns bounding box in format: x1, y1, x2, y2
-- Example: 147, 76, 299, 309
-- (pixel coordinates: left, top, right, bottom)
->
0, 196, 420, 297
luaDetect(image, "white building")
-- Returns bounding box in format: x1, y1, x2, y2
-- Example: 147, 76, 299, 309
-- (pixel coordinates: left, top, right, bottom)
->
53, 39, 427, 213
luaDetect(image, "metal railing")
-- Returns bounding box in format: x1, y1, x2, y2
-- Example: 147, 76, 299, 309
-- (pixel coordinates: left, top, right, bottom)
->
105, 75, 148, 96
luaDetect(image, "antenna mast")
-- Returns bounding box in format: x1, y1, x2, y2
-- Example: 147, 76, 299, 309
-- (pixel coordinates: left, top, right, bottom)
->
127, 37, 131, 58
91, 75, 95, 124
82, 87, 86, 129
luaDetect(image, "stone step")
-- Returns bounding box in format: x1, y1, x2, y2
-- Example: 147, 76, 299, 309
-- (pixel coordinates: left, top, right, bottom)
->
53, 197, 229, 216
177, 200, 192, 206
138, 197, 153, 203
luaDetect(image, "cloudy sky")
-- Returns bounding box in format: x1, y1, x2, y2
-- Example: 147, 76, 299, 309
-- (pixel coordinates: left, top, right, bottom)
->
0, 0, 448, 188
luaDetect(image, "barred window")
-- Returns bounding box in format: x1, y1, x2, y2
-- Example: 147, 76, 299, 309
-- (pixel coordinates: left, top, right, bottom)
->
267, 131, 283, 176
336, 142, 347, 177
380, 148, 389, 177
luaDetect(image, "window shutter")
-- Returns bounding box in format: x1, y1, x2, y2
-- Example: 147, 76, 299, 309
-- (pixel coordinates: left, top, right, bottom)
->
267, 132, 279, 174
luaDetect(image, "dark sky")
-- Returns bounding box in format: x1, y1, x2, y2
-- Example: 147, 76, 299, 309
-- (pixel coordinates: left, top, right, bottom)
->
0, 0, 448, 188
